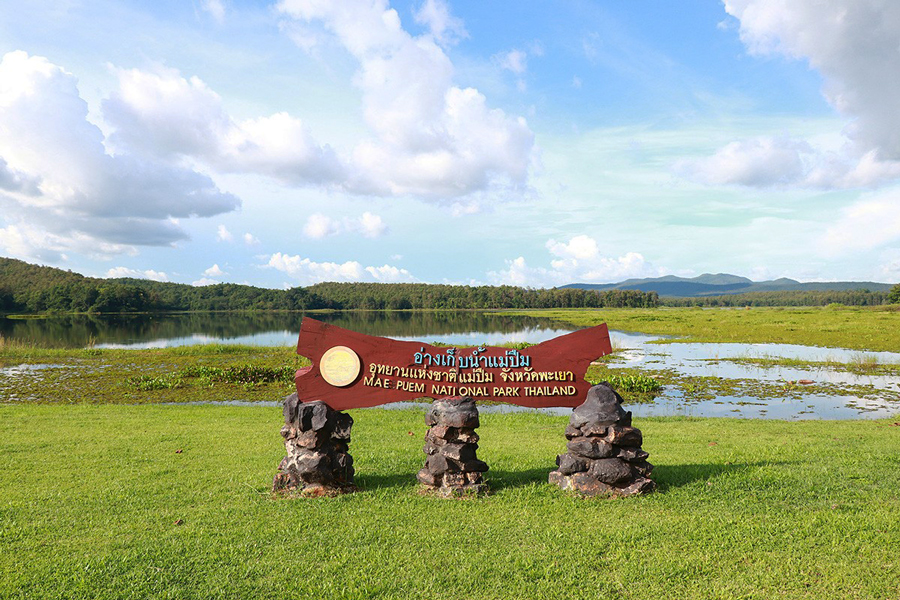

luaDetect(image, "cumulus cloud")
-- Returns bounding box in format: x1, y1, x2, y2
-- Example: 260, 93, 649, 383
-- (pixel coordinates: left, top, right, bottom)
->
684, 1, 900, 190
243, 232, 260, 246
675, 136, 810, 187
302, 211, 388, 239
192, 277, 219, 286
0, 156, 40, 195
358, 211, 387, 238
413, 0, 467, 46
103, 66, 345, 186
303, 214, 341, 239
203, 263, 227, 277
489, 235, 662, 287
820, 187, 900, 255
275, 0, 535, 200
0, 51, 239, 261
267, 251, 416, 285
105, 266, 169, 281
95, 1, 535, 203
678, 136, 900, 189
216, 224, 233, 242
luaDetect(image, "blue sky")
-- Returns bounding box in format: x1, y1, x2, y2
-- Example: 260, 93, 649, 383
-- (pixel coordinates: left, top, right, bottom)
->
1, 0, 899, 288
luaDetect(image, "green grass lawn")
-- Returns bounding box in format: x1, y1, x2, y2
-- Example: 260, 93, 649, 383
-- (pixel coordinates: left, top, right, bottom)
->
505, 306, 900, 352
2, 404, 899, 599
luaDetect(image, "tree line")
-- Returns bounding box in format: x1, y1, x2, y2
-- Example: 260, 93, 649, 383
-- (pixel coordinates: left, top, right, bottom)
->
0, 258, 658, 314
660, 288, 899, 307
4, 258, 898, 314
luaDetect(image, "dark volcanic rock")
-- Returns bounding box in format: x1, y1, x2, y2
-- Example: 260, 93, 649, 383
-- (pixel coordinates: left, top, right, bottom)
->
549, 384, 654, 497
588, 458, 633, 485
425, 397, 480, 429
556, 453, 589, 475
272, 393, 356, 496
566, 438, 616, 459
606, 425, 643, 447
419, 397, 488, 497
570, 382, 628, 429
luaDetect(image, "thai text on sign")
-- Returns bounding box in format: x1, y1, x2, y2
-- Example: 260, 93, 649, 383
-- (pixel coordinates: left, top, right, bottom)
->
294, 317, 613, 410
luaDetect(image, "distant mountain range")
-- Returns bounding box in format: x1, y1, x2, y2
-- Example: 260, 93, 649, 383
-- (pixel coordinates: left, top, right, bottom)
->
559, 273, 894, 298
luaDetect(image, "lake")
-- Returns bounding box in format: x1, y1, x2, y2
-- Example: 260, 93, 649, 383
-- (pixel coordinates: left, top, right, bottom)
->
0, 311, 575, 348
3, 311, 899, 419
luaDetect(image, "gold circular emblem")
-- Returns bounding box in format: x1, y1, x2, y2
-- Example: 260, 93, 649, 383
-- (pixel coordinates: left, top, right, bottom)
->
319, 346, 361, 387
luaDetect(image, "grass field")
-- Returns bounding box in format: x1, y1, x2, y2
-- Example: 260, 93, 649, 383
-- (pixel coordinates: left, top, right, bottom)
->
0, 343, 305, 405
506, 306, 900, 352
1, 404, 899, 599
2, 308, 900, 598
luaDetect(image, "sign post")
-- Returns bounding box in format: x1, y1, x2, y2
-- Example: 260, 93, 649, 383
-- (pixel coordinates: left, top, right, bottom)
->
275, 317, 653, 498
293, 317, 613, 409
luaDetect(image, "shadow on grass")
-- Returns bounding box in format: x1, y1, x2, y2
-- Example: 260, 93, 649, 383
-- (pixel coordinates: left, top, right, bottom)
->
350, 461, 796, 494
652, 461, 796, 492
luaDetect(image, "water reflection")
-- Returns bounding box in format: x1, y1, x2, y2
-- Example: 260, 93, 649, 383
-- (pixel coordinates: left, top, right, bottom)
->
0, 311, 577, 349
5, 312, 900, 419
608, 331, 900, 419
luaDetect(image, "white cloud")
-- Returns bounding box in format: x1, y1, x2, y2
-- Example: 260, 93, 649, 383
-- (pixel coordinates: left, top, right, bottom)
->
0, 156, 40, 195
0, 221, 136, 263
105, 266, 169, 281
276, 0, 535, 200
216, 224, 234, 242
449, 199, 481, 217
203, 263, 226, 277
303, 213, 341, 239
201, 0, 225, 23
489, 235, 662, 287
267, 251, 416, 285
358, 211, 387, 238
0, 51, 239, 260
243, 232, 260, 245
103, 66, 345, 186
821, 188, 900, 255
547, 235, 599, 261
413, 0, 467, 46
677, 135, 900, 190
302, 211, 388, 239
94, 2, 535, 204
685, 1, 900, 190
675, 136, 810, 187
496, 49, 527, 75
192, 277, 219, 286
877, 251, 900, 281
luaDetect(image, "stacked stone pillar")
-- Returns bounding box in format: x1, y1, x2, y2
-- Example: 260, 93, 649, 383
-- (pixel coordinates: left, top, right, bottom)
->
272, 393, 355, 497
417, 397, 489, 496
549, 383, 655, 497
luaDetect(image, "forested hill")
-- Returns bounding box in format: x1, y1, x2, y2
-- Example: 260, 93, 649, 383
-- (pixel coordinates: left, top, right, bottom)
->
0, 258, 658, 313
562, 273, 894, 297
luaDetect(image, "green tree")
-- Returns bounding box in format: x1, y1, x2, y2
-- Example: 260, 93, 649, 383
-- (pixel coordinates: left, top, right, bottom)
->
889, 284, 900, 304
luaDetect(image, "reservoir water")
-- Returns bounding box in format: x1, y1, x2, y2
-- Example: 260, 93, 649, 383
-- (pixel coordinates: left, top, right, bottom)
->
2, 311, 899, 419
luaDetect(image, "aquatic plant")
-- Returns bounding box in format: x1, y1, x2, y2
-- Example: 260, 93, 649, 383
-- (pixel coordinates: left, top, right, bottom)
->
179, 364, 296, 385
126, 374, 184, 391
592, 373, 663, 394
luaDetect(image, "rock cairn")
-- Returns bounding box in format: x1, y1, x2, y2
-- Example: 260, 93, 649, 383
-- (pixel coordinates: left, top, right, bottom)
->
549, 382, 655, 497
417, 397, 489, 496
272, 393, 355, 497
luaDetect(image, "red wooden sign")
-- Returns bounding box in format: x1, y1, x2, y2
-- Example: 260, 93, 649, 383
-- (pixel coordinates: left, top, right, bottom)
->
294, 317, 612, 410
